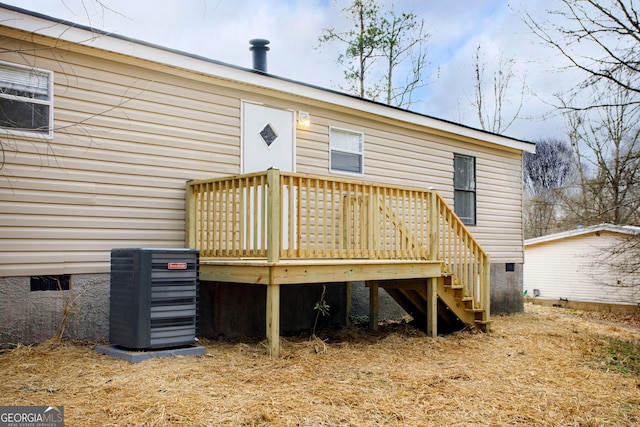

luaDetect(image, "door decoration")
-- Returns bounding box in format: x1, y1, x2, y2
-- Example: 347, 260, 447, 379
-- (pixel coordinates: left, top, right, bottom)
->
259, 123, 278, 147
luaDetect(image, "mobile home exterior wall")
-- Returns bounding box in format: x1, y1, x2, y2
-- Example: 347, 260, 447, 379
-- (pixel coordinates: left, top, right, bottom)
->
0, 6, 532, 342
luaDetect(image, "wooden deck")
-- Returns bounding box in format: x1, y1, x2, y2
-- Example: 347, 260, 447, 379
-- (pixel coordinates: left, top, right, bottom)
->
186, 170, 490, 356
199, 258, 443, 284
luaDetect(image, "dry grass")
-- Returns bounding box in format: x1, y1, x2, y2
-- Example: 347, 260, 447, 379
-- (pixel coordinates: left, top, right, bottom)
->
2, 304, 640, 426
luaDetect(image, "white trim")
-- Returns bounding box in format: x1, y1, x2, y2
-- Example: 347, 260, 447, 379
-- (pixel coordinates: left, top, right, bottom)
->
453, 153, 476, 226
241, 101, 296, 174
329, 126, 364, 176
525, 223, 640, 247
0, 59, 53, 139
0, 6, 536, 153
290, 108, 297, 174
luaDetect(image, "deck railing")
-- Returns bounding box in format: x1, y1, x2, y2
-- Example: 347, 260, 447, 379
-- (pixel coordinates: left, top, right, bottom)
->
186, 170, 489, 312
435, 193, 491, 312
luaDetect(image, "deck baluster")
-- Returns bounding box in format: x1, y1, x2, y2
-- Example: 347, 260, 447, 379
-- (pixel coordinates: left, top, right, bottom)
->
185, 171, 492, 355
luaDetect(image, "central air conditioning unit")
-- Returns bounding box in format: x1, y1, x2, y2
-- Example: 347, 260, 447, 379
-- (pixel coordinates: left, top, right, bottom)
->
109, 248, 200, 350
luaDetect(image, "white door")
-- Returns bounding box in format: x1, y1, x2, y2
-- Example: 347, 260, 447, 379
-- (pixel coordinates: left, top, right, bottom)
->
242, 103, 296, 250
242, 103, 295, 173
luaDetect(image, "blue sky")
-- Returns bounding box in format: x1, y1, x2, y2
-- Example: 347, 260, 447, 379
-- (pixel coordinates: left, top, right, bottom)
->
1, 0, 571, 141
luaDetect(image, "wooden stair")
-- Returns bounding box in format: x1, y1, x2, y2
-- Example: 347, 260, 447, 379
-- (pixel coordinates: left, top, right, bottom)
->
365, 201, 491, 333
367, 274, 490, 335
367, 194, 490, 334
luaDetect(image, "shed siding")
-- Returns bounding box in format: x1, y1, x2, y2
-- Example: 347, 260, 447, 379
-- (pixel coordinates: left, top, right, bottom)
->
0, 29, 523, 277
524, 232, 639, 305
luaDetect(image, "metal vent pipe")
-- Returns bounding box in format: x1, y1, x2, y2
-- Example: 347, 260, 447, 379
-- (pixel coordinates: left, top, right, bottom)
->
249, 38, 270, 73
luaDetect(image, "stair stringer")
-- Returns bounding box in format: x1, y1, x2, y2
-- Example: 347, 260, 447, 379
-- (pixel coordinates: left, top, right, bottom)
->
436, 277, 481, 329
371, 276, 486, 334
383, 286, 465, 334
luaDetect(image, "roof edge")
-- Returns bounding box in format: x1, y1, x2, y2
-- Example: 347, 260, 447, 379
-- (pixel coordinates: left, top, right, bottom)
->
525, 223, 640, 246
0, 2, 536, 153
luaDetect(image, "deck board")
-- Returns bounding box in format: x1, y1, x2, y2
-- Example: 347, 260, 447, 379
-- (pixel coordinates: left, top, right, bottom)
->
199, 258, 443, 284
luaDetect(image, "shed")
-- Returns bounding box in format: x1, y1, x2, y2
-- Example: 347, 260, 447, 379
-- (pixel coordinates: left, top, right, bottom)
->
524, 224, 640, 313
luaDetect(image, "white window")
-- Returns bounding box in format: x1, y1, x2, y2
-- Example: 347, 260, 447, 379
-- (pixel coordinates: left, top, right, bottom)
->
0, 61, 53, 137
454, 153, 476, 226
329, 127, 363, 175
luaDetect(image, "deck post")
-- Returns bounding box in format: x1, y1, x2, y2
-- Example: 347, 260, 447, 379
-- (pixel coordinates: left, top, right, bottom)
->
426, 278, 437, 337
369, 281, 379, 331
266, 168, 281, 263
266, 282, 280, 357
428, 189, 439, 261
345, 282, 353, 326
185, 181, 196, 249
266, 169, 282, 356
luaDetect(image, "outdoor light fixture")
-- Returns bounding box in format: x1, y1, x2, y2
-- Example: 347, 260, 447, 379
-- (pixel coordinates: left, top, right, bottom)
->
297, 111, 311, 127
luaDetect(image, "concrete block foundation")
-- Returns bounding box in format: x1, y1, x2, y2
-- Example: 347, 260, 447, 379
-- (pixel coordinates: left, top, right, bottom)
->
490, 263, 524, 315
0, 274, 110, 344
0, 263, 524, 345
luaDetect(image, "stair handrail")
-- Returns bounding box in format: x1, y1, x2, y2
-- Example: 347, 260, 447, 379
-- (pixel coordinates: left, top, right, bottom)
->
435, 192, 490, 321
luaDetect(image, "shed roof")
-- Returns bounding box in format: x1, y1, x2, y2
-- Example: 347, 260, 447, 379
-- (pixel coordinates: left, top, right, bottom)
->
0, 2, 536, 154
525, 224, 640, 247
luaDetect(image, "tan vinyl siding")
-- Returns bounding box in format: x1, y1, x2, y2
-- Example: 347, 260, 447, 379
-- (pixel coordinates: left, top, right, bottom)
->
524, 232, 639, 305
294, 112, 524, 263
0, 36, 243, 276
0, 27, 525, 277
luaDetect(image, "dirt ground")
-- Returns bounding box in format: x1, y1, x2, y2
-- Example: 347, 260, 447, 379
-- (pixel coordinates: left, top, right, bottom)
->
1, 304, 639, 427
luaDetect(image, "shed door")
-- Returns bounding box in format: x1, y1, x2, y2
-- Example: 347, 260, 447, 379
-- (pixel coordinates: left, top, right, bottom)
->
242, 103, 295, 173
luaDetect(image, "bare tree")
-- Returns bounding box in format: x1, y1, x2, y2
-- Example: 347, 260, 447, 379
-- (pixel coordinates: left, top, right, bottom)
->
470, 45, 526, 134
378, 10, 430, 108
318, 0, 431, 108
592, 228, 640, 300
318, 0, 382, 100
525, 0, 640, 110
524, 0, 640, 294
564, 81, 640, 225
524, 138, 574, 195
523, 138, 574, 238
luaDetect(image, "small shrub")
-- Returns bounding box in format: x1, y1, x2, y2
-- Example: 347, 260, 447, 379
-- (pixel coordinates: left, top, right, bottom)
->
311, 285, 330, 338
349, 314, 370, 326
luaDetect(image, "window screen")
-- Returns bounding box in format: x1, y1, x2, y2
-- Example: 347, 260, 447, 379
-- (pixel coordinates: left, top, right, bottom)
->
454, 154, 476, 225
330, 127, 363, 174
0, 62, 53, 136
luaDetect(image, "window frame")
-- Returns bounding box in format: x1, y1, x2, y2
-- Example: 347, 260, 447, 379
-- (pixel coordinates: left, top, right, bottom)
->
30, 275, 71, 291
0, 61, 54, 138
453, 153, 477, 226
329, 126, 364, 176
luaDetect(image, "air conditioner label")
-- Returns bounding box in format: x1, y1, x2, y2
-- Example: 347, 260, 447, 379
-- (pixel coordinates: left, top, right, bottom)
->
167, 262, 188, 270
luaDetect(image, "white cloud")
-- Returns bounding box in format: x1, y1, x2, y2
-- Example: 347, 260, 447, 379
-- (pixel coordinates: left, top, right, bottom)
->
4, 0, 579, 141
